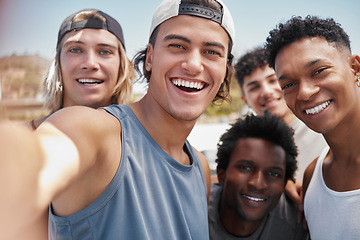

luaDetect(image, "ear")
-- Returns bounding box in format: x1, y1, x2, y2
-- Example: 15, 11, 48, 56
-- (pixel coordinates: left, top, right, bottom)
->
351, 54, 360, 77
217, 168, 225, 186
145, 44, 153, 71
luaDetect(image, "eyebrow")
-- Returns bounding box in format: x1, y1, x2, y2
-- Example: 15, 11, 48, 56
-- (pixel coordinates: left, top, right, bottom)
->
238, 159, 285, 172
164, 34, 226, 51
278, 59, 322, 81
306, 59, 321, 68
63, 40, 118, 49
246, 73, 276, 88
164, 34, 190, 43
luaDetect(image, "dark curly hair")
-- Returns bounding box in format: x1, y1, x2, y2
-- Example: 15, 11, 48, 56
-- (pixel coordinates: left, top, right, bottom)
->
133, 0, 234, 103
216, 112, 298, 183
234, 47, 268, 93
265, 15, 351, 69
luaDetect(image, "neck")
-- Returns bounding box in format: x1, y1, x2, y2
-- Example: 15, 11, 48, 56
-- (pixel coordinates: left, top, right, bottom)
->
130, 96, 196, 164
323, 104, 360, 165
282, 111, 296, 125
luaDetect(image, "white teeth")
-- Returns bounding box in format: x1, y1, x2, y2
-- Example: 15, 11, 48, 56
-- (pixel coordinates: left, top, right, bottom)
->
305, 100, 331, 115
243, 195, 266, 202
172, 79, 204, 90
77, 79, 102, 84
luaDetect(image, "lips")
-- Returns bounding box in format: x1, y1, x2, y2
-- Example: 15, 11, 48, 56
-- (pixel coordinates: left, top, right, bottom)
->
305, 100, 331, 115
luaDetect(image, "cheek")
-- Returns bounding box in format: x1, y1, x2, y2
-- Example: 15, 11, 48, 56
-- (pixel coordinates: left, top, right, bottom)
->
283, 93, 294, 108
109, 65, 120, 81
60, 56, 75, 78
224, 170, 246, 189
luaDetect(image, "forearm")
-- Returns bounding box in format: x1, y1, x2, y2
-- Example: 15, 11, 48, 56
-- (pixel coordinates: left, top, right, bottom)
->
0, 121, 48, 239
0, 121, 80, 239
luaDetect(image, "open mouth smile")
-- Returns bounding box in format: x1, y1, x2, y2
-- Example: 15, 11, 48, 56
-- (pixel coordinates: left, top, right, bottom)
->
77, 79, 104, 85
242, 194, 267, 202
305, 100, 331, 115
172, 79, 205, 92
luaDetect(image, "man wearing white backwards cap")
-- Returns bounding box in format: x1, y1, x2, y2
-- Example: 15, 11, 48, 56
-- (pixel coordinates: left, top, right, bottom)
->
0, 0, 235, 239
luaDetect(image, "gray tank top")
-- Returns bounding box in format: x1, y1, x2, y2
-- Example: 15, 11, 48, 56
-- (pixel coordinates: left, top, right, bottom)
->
48, 105, 209, 240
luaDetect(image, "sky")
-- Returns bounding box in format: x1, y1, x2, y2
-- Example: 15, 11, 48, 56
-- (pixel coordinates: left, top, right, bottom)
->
0, 0, 359, 62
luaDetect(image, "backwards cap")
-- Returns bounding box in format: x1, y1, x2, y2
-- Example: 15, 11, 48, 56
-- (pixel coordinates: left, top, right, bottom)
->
57, 8, 125, 50
150, 0, 235, 43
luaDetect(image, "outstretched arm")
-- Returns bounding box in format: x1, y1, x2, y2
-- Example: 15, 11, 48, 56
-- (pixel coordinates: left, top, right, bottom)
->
0, 106, 119, 239
0, 120, 76, 240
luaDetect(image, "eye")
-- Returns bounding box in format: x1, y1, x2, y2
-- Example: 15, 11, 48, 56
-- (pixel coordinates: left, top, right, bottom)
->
169, 43, 185, 49
238, 165, 253, 172
205, 49, 221, 56
281, 82, 295, 90
99, 49, 112, 55
69, 47, 81, 53
249, 85, 259, 92
267, 171, 281, 178
269, 78, 278, 84
312, 67, 327, 76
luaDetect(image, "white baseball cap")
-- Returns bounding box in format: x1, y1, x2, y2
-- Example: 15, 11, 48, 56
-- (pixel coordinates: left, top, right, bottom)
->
150, 0, 235, 44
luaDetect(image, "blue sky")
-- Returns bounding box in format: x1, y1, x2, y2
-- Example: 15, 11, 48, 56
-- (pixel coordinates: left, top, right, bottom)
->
0, 0, 359, 61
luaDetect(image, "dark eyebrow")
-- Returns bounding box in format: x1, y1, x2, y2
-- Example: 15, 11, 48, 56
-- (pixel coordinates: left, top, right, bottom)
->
238, 159, 254, 164
164, 34, 190, 43
164, 34, 225, 51
245, 73, 275, 88
238, 159, 284, 171
204, 42, 226, 51
278, 59, 323, 81
246, 80, 258, 88
306, 59, 321, 68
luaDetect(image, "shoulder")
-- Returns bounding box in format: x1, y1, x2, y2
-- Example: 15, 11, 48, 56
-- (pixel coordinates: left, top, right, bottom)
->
50, 106, 119, 130
43, 106, 121, 161
267, 194, 309, 239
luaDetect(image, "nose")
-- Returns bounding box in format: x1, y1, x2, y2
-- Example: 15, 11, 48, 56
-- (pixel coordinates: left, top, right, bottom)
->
248, 171, 267, 191
81, 51, 100, 70
259, 82, 275, 98
297, 78, 319, 101
181, 50, 204, 75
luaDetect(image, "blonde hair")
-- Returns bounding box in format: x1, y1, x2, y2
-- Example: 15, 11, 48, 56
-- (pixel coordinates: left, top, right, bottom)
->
42, 10, 135, 113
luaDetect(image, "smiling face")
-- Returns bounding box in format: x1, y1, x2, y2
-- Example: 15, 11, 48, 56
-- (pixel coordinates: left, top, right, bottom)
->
60, 28, 121, 109
242, 65, 294, 123
275, 37, 360, 134
218, 137, 286, 234
144, 15, 229, 122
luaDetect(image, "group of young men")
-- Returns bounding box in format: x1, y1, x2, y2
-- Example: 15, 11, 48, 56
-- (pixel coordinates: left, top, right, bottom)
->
1, 0, 360, 239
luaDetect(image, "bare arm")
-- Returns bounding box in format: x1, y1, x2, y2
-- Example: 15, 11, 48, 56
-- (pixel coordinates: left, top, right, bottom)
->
0, 106, 120, 239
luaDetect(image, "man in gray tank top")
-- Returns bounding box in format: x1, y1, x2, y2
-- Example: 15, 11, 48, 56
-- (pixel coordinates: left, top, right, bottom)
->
0, 0, 236, 239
